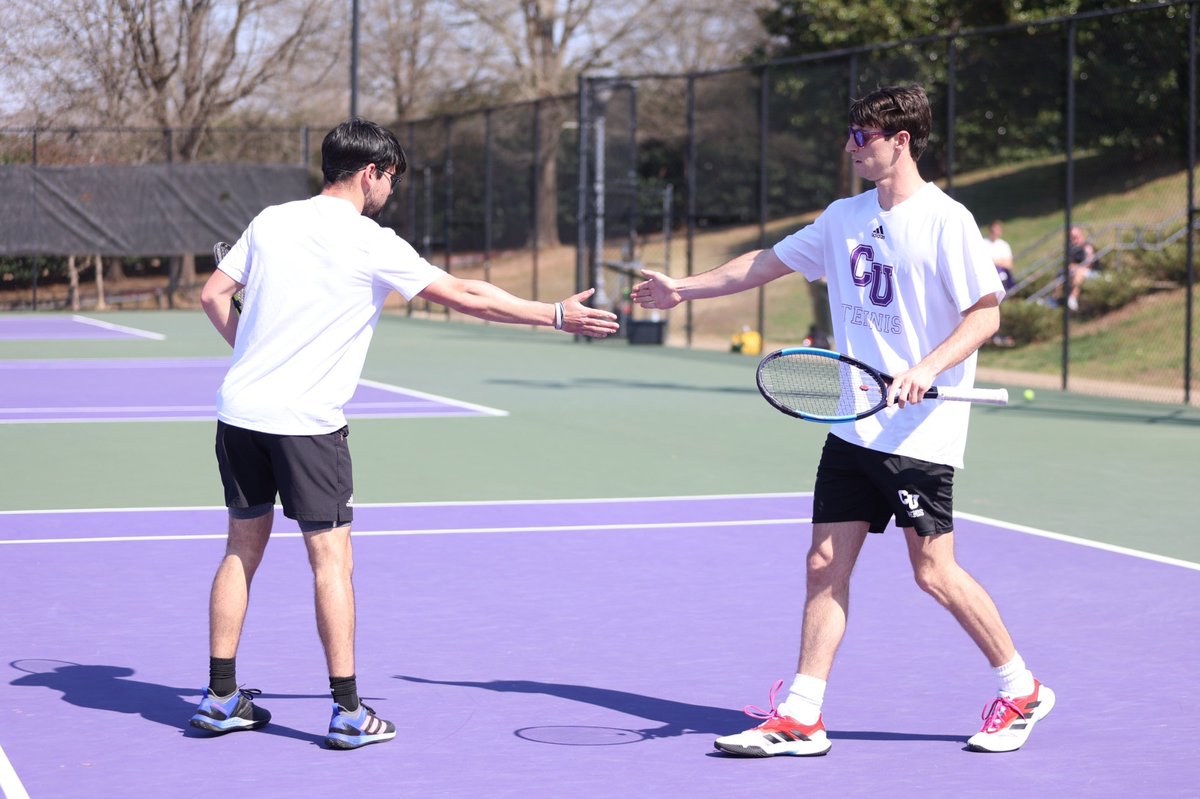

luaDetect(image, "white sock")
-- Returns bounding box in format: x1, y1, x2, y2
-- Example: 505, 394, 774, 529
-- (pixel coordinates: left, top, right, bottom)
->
776, 673, 825, 725
994, 653, 1035, 698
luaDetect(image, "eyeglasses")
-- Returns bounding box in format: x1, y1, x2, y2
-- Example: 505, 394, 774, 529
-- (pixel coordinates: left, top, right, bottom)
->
374, 164, 402, 190
847, 127, 896, 147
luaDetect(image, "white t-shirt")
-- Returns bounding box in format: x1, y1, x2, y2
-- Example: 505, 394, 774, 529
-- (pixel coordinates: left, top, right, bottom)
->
985, 236, 1012, 266
215, 195, 447, 434
773, 182, 1004, 468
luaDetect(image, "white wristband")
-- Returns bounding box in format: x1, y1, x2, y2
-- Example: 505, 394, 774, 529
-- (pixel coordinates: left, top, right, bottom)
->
553, 302, 564, 330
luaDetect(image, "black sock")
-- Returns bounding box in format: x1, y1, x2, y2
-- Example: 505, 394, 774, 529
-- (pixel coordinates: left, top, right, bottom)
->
330, 674, 360, 712
209, 657, 237, 697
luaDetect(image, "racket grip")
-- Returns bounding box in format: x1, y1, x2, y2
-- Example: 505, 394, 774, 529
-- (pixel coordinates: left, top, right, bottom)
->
927, 386, 1009, 405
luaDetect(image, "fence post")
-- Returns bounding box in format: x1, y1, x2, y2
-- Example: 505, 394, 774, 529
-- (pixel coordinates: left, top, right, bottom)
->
1062, 19, 1077, 392
685, 75, 696, 347
945, 36, 957, 195
576, 75, 590, 308
1187, 1, 1197, 404
531, 100, 541, 301
757, 66, 769, 342
484, 108, 493, 286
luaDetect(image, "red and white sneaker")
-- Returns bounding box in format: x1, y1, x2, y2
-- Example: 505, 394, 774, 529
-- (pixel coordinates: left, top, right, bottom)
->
966, 680, 1056, 753
714, 680, 832, 757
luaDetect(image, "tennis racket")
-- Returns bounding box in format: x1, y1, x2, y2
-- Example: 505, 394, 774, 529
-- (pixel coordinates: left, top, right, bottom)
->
756, 347, 1008, 423
212, 241, 244, 314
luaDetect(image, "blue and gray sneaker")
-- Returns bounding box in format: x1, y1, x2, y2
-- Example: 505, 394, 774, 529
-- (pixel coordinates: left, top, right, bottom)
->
325, 702, 396, 750
189, 687, 271, 734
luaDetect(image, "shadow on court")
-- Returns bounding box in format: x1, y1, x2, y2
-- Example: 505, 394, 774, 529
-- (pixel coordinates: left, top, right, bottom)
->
7, 660, 325, 745
396, 675, 962, 745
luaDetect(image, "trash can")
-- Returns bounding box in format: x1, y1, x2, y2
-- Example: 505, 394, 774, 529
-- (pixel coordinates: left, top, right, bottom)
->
628, 319, 666, 345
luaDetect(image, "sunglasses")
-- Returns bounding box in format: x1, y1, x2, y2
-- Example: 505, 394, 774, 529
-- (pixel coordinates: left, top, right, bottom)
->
847, 127, 896, 147
375, 164, 402, 190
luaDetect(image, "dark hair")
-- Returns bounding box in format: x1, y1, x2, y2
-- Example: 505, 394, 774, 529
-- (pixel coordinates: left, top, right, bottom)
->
849, 85, 931, 162
321, 118, 407, 186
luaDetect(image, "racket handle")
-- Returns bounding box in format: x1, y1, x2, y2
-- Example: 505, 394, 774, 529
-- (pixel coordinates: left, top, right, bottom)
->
926, 386, 1009, 405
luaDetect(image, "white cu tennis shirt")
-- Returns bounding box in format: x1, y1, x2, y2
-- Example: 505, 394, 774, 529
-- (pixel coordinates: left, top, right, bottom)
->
215, 195, 447, 435
774, 182, 1004, 468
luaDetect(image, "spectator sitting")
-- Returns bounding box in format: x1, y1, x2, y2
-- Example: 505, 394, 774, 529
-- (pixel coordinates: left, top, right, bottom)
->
985, 220, 1015, 292
1064, 226, 1100, 311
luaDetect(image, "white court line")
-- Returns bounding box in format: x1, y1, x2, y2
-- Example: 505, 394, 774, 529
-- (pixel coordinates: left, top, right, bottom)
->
956, 511, 1200, 572
0, 492, 813, 515
1, 494, 1193, 570
0, 741, 31, 799
0, 517, 812, 546
357, 377, 508, 417
70, 315, 166, 340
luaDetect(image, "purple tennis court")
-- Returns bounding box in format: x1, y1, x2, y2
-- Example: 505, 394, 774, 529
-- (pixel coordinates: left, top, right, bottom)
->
0, 358, 506, 423
0, 494, 1195, 798
0, 316, 165, 341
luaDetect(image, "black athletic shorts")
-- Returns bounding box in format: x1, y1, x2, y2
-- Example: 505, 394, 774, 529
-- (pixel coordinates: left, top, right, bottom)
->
215, 421, 353, 527
812, 433, 954, 536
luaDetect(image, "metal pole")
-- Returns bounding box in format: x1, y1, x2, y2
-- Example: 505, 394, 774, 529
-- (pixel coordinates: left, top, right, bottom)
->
1186, 1, 1197, 404
405, 123, 416, 241
945, 36, 956, 195
685, 76, 697, 347
443, 116, 454, 318
757, 66, 769, 342
1062, 21, 1077, 392
576, 76, 590, 302
663, 184, 673, 276
350, 0, 360, 118
593, 109, 608, 307
627, 84, 638, 265
484, 109, 493, 286
531, 100, 541, 300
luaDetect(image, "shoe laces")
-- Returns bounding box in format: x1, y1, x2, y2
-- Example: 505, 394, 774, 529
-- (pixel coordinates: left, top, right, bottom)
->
979, 695, 1025, 733
742, 679, 786, 721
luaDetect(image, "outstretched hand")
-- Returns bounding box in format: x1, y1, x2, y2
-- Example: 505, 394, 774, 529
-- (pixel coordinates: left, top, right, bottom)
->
630, 269, 681, 311
559, 288, 620, 338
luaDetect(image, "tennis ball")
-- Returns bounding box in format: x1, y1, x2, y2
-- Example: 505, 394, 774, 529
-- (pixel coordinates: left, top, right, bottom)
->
1023, 389, 1036, 401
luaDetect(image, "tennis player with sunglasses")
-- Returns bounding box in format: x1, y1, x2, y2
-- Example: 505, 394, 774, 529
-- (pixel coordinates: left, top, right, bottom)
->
632, 85, 1052, 756
195, 119, 618, 749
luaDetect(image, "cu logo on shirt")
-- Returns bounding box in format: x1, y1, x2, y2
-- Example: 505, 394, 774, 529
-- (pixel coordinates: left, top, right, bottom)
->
850, 244, 895, 308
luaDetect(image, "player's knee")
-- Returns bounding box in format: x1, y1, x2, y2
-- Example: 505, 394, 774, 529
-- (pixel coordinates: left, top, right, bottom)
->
911, 563, 951, 601
806, 550, 848, 591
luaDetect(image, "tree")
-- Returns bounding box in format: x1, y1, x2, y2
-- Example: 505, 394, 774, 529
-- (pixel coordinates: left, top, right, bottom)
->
1, 0, 337, 300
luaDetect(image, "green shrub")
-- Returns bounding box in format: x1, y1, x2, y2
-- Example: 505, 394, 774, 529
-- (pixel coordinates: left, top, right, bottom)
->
999, 298, 1058, 344
1079, 265, 1149, 315
1133, 241, 1189, 285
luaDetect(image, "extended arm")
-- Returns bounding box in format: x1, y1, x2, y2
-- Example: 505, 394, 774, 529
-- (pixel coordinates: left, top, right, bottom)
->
630, 249, 793, 310
417, 276, 619, 337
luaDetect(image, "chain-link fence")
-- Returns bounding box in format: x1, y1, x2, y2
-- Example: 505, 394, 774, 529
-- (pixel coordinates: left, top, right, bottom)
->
572, 2, 1198, 405
1, 4, 1196, 403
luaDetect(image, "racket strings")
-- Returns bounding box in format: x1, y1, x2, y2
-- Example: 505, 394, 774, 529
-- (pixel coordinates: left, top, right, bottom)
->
760, 355, 885, 419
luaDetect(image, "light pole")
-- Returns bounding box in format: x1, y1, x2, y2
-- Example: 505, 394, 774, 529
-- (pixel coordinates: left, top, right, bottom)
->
350, 0, 360, 118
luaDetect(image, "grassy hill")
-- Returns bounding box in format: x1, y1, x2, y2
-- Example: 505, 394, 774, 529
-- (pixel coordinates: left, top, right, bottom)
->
420, 149, 1199, 403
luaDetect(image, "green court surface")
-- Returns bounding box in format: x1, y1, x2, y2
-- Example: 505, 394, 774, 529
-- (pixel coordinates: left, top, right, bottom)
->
1, 310, 1196, 563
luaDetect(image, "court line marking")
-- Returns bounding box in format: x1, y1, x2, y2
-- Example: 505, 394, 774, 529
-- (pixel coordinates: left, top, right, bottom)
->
70, 315, 166, 340
0, 492, 812, 515
0, 741, 31, 799
0, 517, 813, 546
0, 494, 1193, 570
955, 511, 1200, 572
357, 378, 508, 417
0, 365, 507, 423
